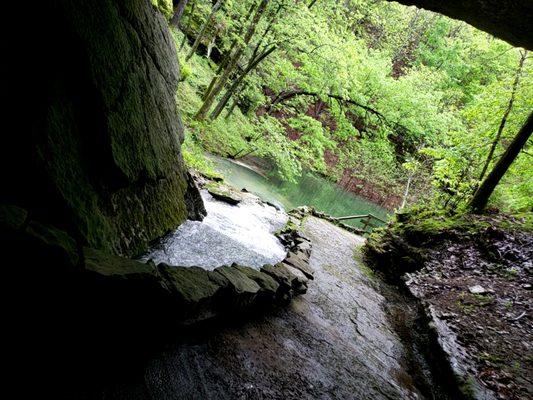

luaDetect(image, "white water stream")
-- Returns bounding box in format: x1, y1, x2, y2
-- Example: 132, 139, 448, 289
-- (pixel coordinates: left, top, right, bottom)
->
142, 191, 288, 270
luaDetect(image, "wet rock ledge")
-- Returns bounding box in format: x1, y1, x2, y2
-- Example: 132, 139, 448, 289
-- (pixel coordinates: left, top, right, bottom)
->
1, 186, 314, 329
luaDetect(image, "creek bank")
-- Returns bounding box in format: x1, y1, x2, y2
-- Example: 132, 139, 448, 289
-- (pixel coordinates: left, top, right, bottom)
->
365, 211, 533, 400
207, 154, 390, 231
2, 176, 318, 396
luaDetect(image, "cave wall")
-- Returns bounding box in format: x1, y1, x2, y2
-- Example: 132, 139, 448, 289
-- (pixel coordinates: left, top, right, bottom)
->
388, 0, 533, 50
2, 0, 204, 256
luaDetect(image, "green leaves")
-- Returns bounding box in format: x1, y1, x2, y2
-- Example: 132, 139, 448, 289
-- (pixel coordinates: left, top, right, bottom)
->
176, 0, 531, 212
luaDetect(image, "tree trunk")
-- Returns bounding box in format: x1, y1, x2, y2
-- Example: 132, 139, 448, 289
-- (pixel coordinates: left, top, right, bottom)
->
186, 0, 223, 61
249, 3, 282, 63
202, 2, 257, 101
225, 98, 238, 119
210, 45, 276, 120
470, 111, 533, 213
400, 173, 413, 209
180, 0, 197, 50
195, 0, 269, 121
170, 0, 189, 27
477, 50, 527, 182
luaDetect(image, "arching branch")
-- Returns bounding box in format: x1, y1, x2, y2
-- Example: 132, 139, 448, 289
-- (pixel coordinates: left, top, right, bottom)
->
268, 89, 411, 135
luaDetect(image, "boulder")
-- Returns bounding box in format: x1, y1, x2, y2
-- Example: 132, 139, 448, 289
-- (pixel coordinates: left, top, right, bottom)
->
206, 183, 243, 205
233, 264, 280, 301
158, 264, 228, 322
261, 262, 309, 296
283, 265, 309, 295
4, 0, 205, 257
297, 240, 312, 257
214, 265, 261, 294
214, 265, 261, 309
284, 251, 314, 280
84, 247, 161, 282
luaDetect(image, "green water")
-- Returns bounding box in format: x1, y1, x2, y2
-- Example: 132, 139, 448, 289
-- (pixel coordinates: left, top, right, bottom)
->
209, 156, 390, 229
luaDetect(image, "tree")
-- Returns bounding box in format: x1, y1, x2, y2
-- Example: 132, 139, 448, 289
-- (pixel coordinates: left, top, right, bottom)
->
477, 50, 527, 182
195, 0, 270, 120
186, 0, 223, 61
171, 0, 189, 27
210, 45, 277, 120
470, 111, 533, 212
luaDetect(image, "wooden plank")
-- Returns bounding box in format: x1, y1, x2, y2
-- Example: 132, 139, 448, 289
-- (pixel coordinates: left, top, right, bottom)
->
335, 214, 369, 221
334, 214, 387, 224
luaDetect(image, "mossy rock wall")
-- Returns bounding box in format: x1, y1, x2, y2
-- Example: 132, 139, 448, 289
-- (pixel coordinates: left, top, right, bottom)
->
2, 0, 204, 256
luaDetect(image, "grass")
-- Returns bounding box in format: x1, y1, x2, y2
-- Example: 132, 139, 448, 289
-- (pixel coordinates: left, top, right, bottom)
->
353, 246, 376, 280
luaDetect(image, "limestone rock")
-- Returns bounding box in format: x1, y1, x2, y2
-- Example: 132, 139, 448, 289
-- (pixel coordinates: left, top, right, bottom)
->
261, 263, 308, 296
388, 0, 533, 51
297, 240, 312, 257
233, 264, 280, 296
160, 265, 225, 304
5, 0, 204, 256
214, 265, 261, 294
284, 265, 309, 295
284, 251, 314, 280
0, 205, 28, 231
84, 247, 161, 282
206, 183, 243, 205
214, 265, 261, 309
155, 264, 230, 322
468, 285, 487, 295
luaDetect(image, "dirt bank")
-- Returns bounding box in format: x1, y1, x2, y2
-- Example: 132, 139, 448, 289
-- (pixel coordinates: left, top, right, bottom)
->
366, 212, 533, 400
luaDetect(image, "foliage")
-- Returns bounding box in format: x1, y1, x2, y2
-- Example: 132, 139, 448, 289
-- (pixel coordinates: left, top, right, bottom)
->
171, 0, 532, 213
151, 0, 173, 19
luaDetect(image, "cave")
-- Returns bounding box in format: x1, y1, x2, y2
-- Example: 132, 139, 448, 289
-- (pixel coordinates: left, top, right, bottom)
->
1, 0, 530, 397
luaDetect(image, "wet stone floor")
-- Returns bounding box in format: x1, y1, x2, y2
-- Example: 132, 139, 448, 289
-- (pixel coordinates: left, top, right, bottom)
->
95, 217, 436, 399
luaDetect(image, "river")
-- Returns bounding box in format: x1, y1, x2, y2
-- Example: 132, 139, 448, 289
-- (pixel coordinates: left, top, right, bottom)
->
209, 156, 389, 230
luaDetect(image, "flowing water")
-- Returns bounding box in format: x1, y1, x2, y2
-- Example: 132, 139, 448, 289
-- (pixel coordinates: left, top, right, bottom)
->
142, 190, 287, 270
143, 156, 389, 270
209, 156, 390, 229
83, 159, 450, 399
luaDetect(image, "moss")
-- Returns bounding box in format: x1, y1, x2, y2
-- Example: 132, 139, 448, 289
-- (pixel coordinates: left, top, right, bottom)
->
151, 0, 173, 19
353, 246, 375, 280
84, 247, 159, 279
205, 182, 242, 205
11, 0, 203, 258
0, 205, 28, 231
458, 375, 477, 398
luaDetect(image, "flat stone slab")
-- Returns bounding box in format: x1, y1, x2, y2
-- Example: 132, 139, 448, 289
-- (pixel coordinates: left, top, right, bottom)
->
214, 265, 261, 294
283, 251, 314, 280
85, 247, 158, 280
233, 264, 280, 294
205, 182, 243, 205
159, 264, 225, 305
261, 262, 309, 295
114, 216, 425, 399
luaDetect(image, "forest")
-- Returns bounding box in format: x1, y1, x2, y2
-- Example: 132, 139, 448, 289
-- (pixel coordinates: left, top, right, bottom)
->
156, 0, 532, 214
